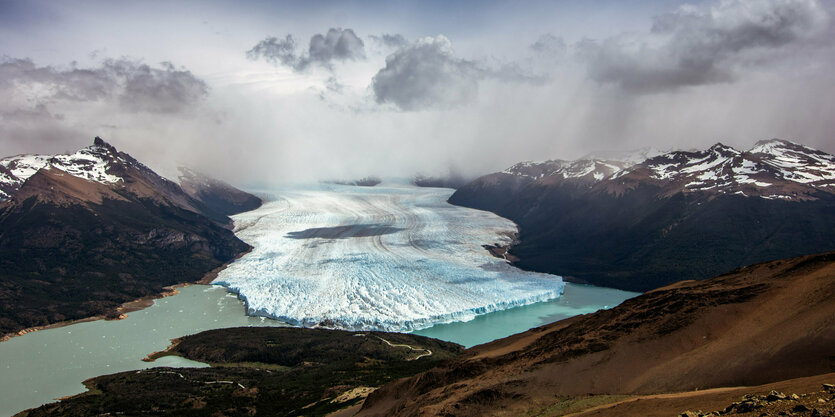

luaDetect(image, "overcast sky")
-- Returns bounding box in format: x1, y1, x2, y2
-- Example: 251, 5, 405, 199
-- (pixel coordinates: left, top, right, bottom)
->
1, 0, 833, 185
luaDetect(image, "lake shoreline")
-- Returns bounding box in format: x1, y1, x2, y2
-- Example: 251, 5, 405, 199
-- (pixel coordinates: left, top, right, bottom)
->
0, 247, 251, 343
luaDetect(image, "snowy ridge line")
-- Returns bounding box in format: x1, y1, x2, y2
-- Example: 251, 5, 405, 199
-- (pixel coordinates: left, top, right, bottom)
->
216, 281, 564, 332
497, 139, 835, 200
0, 139, 133, 200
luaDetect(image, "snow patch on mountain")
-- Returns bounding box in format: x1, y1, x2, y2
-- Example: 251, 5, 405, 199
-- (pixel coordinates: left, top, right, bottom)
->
0, 139, 126, 201
749, 139, 835, 185
502, 159, 628, 183
495, 140, 835, 201
640, 140, 835, 197
502, 147, 666, 184
50, 147, 123, 184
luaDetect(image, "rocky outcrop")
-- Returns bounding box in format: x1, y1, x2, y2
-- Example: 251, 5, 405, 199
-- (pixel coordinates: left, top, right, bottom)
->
680, 384, 835, 416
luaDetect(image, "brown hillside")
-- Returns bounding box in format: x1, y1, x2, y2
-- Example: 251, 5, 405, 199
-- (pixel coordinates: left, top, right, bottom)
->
358, 252, 835, 417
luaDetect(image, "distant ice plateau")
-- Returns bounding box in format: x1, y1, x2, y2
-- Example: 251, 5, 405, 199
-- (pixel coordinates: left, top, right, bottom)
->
214, 183, 565, 332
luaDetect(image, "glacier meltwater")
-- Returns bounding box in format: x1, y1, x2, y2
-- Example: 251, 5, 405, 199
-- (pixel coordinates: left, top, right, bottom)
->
214, 183, 565, 332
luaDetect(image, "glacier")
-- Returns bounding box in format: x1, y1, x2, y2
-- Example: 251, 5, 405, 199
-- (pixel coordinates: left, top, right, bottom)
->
214, 183, 565, 332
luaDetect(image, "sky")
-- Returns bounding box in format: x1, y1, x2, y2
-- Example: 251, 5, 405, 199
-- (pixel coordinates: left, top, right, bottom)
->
1, 0, 833, 185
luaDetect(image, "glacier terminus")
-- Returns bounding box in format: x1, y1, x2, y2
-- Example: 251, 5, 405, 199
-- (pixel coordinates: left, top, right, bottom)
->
214, 183, 565, 332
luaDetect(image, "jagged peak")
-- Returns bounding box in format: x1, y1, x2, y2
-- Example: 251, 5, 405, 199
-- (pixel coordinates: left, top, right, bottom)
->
748, 138, 826, 155
708, 142, 741, 155
89, 136, 120, 155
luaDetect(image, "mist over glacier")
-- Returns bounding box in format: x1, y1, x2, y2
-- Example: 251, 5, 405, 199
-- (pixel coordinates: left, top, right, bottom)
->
214, 183, 565, 331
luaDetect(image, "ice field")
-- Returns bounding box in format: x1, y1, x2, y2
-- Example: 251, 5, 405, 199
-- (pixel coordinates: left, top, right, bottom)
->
214, 183, 565, 331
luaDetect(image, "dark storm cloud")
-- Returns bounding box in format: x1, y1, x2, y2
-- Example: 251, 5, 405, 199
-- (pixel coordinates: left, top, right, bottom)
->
371, 36, 542, 111
0, 57, 208, 113
371, 36, 480, 111
115, 61, 209, 113
580, 0, 832, 93
247, 28, 366, 71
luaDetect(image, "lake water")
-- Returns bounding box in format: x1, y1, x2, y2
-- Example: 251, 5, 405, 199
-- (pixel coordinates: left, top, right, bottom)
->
0, 285, 285, 417
414, 282, 637, 347
0, 282, 636, 416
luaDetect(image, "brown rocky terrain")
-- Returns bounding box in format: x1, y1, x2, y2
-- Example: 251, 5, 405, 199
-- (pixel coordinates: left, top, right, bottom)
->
358, 251, 835, 416
573, 375, 835, 417
178, 167, 262, 218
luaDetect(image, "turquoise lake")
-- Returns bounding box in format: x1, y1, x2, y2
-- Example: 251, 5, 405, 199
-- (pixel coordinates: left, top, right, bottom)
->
0, 282, 636, 416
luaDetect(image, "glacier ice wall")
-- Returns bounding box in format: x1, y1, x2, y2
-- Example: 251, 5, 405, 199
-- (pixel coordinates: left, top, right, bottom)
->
214, 183, 565, 332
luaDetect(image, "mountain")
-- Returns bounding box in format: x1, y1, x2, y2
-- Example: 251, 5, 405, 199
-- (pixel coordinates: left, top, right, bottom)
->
358, 251, 835, 417
412, 171, 476, 189
178, 167, 262, 217
449, 139, 835, 291
324, 176, 383, 187
0, 137, 255, 337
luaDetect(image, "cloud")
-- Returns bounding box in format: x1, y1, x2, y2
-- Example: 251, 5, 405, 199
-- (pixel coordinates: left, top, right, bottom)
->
530, 34, 566, 56
0, 57, 208, 113
370, 33, 408, 48
371, 36, 543, 111
247, 28, 366, 71
371, 36, 480, 111
245, 34, 299, 68
116, 61, 209, 113
580, 0, 832, 93
0, 104, 63, 122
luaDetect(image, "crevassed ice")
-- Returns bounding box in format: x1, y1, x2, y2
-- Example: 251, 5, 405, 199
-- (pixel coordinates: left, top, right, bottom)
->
215, 183, 565, 332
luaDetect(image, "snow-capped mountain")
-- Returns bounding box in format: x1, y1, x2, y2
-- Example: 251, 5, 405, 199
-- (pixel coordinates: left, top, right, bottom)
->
0, 137, 242, 224
502, 159, 628, 182
450, 138, 835, 292
1, 137, 168, 201
624, 140, 835, 199
498, 147, 668, 186
496, 139, 835, 201
0, 137, 257, 337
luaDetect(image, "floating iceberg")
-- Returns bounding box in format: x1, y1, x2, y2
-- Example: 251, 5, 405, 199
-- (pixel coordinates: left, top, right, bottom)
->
214, 183, 564, 332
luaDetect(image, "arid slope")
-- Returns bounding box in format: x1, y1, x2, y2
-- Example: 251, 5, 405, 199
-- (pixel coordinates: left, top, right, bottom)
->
359, 252, 835, 417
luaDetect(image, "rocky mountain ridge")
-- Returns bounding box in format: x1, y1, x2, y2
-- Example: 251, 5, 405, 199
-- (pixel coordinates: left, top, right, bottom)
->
0, 137, 258, 336
491, 139, 835, 200
449, 139, 835, 291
